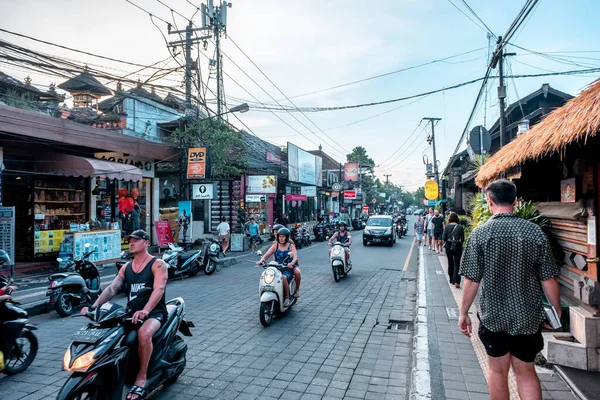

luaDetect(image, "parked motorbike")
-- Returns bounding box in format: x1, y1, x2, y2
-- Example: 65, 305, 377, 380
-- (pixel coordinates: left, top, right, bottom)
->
0, 274, 39, 375
47, 243, 102, 317
290, 227, 302, 249
257, 255, 297, 327
313, 222, 328, 241
300, 225, 312, 247
329, 242, 351, 282
162, 243, 202, 279
56, 288, 194, 400
352, 219, 366, 231
201, 237, 220, 275
115, 249, 133, 272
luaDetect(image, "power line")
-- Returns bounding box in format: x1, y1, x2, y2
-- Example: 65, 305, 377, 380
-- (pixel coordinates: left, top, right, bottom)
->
458, 0, 495, 36
446, 0, 491, 35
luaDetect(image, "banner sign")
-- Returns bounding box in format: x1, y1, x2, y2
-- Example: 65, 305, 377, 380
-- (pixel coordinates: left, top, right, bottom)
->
246, 194, 267, 202
0, 206, 15, 266
73, 230, 121, 263
424, 180, 439, 200
344, 190, 357, 200
248, 175, 277, 194
177, 201, 192, 244
327, 170, 340, 187
344, 163, 359, 182
266, 152, 281, 165
155, 220, 174, 247
285, 194, 307, 201
95, 152, 155, 178
187, 147, 207, 179
301, 186, 317, 197
192, 183, 214, 200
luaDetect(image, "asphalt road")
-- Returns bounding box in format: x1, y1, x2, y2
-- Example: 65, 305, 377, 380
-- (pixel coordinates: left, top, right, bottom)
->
1, 226, 419, 400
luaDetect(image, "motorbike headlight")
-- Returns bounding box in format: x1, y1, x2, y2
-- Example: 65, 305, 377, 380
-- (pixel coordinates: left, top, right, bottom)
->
263, 270, 275, 284
333, 247, 342, 256
67, 349, 96, 372
210, 243, 219, 252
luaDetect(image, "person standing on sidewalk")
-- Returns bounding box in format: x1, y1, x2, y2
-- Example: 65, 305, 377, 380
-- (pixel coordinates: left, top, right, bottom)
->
430, 210, 445, 253
442, 212, 464, 288
458, 179, 561, 400
216, 217, 231, 257
414, 215, 425, 247
426, 208, 434, 249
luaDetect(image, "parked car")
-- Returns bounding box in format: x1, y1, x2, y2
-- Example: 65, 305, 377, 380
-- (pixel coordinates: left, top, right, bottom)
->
413, 209, 424, 215
363, 215, 395, 246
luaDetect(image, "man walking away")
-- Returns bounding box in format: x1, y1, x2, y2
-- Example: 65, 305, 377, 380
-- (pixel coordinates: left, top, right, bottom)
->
216, 216, 231, 256
442, 212, 464, 288
431, 210, 445, 253
459, 179, 561, 400
414, 215, 425, 247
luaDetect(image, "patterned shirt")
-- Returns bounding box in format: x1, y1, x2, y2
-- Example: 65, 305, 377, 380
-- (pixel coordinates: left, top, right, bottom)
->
459, 213, 559, 335
414, 219, 425, 235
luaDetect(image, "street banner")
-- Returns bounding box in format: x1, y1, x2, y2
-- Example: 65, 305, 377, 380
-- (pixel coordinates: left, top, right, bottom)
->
155, 220, 174, 247
187, 147, 207, 179
177, 201, 192, 244
344, 163, 359, 182
247, 175, 277, 193
424, 180, 439, 200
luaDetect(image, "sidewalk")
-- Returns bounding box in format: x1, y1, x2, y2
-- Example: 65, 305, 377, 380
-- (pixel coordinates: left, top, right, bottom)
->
420, 247, 577, 400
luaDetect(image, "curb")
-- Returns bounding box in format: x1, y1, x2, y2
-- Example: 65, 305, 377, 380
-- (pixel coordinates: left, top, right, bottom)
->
554, 366, 588, 400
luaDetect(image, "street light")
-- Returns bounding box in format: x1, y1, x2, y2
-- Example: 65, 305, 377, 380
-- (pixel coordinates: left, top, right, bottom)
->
207, 103, 249, 119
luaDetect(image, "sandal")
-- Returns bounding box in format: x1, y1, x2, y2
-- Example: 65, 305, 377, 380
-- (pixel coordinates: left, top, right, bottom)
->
127, 385, 147, 400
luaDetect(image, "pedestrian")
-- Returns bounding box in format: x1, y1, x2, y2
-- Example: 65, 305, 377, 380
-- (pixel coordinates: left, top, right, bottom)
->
413, 215, 425, 247
459, 179, 561, 400
426, 208, 434, 249
216, 216, 231, 256
430, 210, 445, 253
246, 217, 260, 253
442, 212, 464, 288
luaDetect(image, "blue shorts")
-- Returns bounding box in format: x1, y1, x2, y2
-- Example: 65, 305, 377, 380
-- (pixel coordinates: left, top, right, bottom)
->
282, 268, 294, 282
427, 228, 432, 236
416, 233, 423, 241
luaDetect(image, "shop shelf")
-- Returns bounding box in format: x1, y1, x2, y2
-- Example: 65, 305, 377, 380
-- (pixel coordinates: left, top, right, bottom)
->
35, 187, 83, 192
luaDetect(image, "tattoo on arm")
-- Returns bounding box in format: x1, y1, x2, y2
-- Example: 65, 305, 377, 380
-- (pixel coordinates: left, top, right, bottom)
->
94, 275, 125, 307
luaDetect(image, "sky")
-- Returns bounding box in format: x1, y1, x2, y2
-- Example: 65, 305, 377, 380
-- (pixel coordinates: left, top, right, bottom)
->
2, 0, 600, 192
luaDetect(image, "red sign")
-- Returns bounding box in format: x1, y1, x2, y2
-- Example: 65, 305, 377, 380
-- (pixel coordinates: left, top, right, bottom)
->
285, 194, 307, 201
362, 205, 370, 211
266, 152, 281, 165
155, 221, 174, 247
344, 190, 357, 200
372, 198, 377, 204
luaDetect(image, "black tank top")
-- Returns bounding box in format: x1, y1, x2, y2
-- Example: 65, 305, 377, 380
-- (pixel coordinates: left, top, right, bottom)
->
124, 256, 167, 313
338, 231, 349, 243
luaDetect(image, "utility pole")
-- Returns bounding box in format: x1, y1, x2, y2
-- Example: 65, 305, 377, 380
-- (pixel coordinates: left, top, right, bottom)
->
422, 117, 441, 187
384, 174, 391, 186
491, 36, 515, 148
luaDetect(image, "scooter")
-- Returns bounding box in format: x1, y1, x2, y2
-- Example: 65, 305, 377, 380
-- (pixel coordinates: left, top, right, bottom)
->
329, 242, 351, 282
201, 237, 221, 275
115, 249, 133, 272
313, 222, 328, 241
56, 288, 194, 400
300, 225, 312, 246
257, 255, 297, 327
162, 243, 202, 279
290, 227, 302, 249
47, 243, 102, 317
0, 274, 39, 375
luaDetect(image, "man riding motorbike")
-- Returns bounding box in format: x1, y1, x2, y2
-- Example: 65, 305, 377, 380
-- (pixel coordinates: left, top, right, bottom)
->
328, 221, 352, 266
81, 230, 168, 400
0, 249, 17, 372
257, 228, 300, 304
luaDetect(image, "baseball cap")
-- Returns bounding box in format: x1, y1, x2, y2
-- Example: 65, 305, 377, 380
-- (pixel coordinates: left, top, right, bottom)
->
128, 230, 150, 241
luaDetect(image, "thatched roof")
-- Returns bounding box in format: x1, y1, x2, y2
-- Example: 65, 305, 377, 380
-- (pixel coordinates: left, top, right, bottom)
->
58, 71, 111, 97
476, 79, 600, 187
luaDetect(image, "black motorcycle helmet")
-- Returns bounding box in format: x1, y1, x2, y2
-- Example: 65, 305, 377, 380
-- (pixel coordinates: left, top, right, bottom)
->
0, 249, 10, 266
339, 221, 347, 229
272, 224, 284, 233
277, 227, 291, 242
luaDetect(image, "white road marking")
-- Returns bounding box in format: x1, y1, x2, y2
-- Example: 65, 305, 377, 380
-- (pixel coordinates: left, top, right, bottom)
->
410, 246, 431, 399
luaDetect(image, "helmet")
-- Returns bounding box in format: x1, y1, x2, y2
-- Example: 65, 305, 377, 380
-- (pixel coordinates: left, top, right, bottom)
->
0, 249, 9, 266
339, 221, 347, 228
272, 224, 284, 232
277, 228, 291, 242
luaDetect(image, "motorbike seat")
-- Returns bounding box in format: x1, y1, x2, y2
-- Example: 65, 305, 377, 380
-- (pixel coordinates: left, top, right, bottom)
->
123, 304, 179, 348
178, 252, 197, 262
49, 272, 72, 280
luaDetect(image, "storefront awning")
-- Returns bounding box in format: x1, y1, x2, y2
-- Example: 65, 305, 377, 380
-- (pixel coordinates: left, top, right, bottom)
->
36, 154, 142, 181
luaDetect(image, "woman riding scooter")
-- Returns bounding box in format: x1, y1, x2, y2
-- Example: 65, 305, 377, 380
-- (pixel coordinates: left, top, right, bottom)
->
257, 228, 300, 305
328, 221, 352, 266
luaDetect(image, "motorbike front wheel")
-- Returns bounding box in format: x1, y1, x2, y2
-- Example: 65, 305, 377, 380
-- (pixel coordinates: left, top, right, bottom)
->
59, 387, 101, 400
260, 301, 275, 327
205, 260, 216, 275
333, 265, 341, 282
55, 291, 76, 317
2, 330, 38, 375
188, 260, 200, 277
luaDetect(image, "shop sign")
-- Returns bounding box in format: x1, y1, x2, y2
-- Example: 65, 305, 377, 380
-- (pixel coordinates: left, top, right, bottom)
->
246, 194, 267, 202
285, 194, 307, 201
192, 184, 214, 200
73, 230, 121, 263
344, 163, 359, 182
332, 182, 342, 191
362, 205, 370, 211
94, 152, 155, 178
187, 147, 207, 179
0, 206, 15, 266
301, 186, 317, 197
344, 190, 357, 200
266, 152, 281, 165
327, 171, 340, 187
248, 175, 277, 194
155, 220, 174, 247
424, 180, 439, 200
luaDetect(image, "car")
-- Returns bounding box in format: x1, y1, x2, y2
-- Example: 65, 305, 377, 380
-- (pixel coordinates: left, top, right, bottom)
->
413, 209, 424, 215
363, 215, 395, 246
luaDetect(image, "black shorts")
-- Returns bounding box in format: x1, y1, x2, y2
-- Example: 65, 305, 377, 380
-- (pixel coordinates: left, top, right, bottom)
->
433, 231, 443, 240
478, 324, 543, 363
146, 309, 168, 326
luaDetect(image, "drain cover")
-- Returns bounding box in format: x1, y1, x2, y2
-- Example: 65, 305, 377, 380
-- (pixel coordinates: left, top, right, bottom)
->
400, 278, 417, 282
387, 320, 413, 331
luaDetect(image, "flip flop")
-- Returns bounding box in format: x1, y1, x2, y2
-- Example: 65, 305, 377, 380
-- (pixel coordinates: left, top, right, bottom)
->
127, 385, 146, 400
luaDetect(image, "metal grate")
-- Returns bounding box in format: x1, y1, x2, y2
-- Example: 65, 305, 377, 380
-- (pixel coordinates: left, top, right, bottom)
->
400, 277, 417, 282
387, 320, 413, 331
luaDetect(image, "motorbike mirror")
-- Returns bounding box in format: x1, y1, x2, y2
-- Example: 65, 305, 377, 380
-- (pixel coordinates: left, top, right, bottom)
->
256, 250, 262, 257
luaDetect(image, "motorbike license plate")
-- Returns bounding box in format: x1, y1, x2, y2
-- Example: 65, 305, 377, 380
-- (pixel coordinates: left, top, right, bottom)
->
261, 286, 274, 292
71, 328, 108, 344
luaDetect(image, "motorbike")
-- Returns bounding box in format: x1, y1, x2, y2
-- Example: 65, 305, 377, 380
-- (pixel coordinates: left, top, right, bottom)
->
313, 222, 329, 241
201, 237, 220, 275
290, 227, 303, 249
115, 249, 133, 272
56, 288, 194, 400
352, 219, 366, 231
300, 225, 312, 247
0, 275, 39, 375
47, 243, 102, 317
257, 255, 297, 327
162, 243, 202, 279
329, 242, 351, 282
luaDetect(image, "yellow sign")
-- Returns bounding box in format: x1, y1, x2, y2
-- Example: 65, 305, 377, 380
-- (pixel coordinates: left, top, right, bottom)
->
424, 180, 439, 200
34, 229, 70, 254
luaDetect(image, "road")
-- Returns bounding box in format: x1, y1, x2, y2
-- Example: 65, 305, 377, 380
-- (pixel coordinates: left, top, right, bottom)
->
1, 228, 418, 400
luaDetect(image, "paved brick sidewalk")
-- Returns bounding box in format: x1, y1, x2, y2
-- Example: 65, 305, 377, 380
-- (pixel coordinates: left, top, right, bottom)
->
422, 247, 577, 400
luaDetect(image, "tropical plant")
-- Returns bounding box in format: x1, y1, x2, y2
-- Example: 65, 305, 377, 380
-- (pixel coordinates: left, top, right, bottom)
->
469, 154, 490, 171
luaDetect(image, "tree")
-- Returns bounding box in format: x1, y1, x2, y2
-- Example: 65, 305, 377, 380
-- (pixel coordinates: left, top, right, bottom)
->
169, 118, 248, 180
413, 186, 425, 206
346, 146, 375, 172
